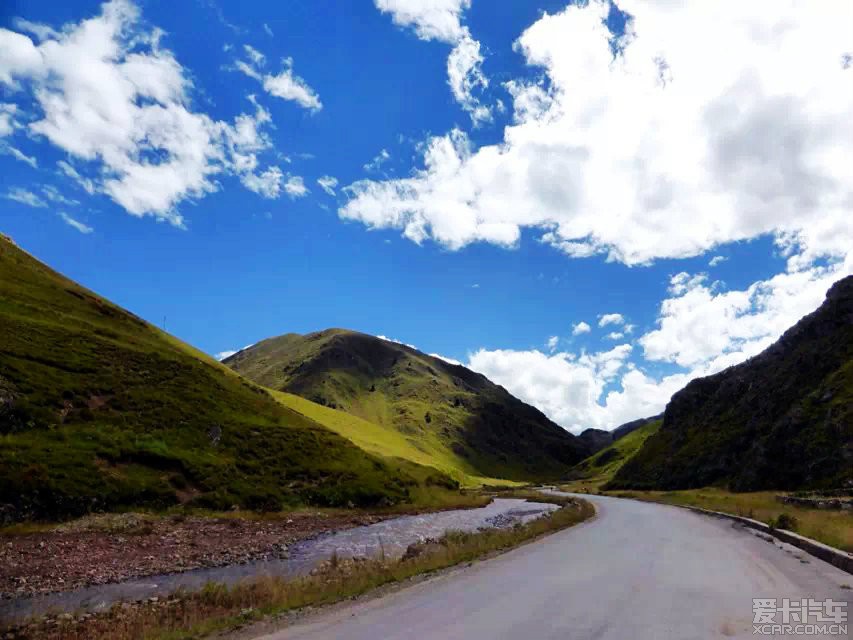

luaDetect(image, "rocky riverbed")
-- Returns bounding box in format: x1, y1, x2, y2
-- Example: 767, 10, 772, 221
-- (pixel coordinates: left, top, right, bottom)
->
0, 510, 390, 600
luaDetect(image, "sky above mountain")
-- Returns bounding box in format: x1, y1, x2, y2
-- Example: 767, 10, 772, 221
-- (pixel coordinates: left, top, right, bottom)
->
2, 0, 852, 433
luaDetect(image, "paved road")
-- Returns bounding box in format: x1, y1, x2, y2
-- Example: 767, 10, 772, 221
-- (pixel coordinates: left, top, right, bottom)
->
261, 494, 851, 640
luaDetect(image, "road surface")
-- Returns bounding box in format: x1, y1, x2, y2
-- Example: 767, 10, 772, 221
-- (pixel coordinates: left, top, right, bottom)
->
259, 493, 851, 640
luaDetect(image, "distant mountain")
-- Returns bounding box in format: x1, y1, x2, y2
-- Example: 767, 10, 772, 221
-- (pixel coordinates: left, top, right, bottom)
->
224, 329, 590, 483
576, 414, 663, 456
0, 237, 457, 522
569, 420, 663, 488
576, 428, 613, 455
612, 415, 663, 441
610, 276, 853, 492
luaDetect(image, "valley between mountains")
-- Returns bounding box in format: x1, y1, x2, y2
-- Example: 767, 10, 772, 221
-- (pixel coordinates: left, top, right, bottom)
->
0, 234, 851, 638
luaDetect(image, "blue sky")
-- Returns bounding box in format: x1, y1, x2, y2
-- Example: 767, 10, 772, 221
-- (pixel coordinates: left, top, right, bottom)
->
1, 1, 851, 432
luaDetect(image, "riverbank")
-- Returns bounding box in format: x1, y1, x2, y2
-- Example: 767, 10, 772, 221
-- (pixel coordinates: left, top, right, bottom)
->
0, 495, 490, 601
2, 493, 593, 640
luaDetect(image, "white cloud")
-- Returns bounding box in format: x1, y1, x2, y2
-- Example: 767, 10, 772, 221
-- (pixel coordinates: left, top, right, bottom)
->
641, 260, 852, 371
58, 160, 96, 194
243, 44, 265, 66
284, 175, 308, 198
709, 255, 727, 267
430, 352, 462, 366
572, 321, 591, 336
5, 187, 46, 207
58, 211, 93, 234
605, 331, 624, 340
0, 1, 286, 224
546, 335, 559, 352
42, 185, 79, 206
468, 251, 852, 432
0, 103, 17, 137
468, 344, 635, 433
375, 0, 490, 123
378, 334, 417, 349
241, 165, 284, 199
1, 144, 37, 167
263, 23, 274, 37
342, 1, 853, 267
235, 48, 322, 112
598, 313, 624, 327
317, 175, 338, 195
363, 148, 391, 172
215, 342, 255, 361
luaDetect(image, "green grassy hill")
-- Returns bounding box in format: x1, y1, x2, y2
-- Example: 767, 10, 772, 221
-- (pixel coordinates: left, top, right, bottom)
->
565, 420, 662, 489
224, 329, 590, 483
610, 276, 853, 492
0, 237, 460, 522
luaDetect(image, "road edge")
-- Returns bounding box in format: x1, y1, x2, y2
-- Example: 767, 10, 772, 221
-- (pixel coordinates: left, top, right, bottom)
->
669, 504, 853, 575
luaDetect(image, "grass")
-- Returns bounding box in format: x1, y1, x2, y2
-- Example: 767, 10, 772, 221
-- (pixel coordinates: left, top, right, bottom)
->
272, 391, 520, 488
593, 487, 853, 553
225, 328, 589, 483
8, 495, 594, 640
565, 420, 661, 490
0, 236, 467, 522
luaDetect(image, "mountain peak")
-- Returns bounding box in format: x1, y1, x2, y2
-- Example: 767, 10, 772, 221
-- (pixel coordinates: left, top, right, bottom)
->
226, 328, 591, 482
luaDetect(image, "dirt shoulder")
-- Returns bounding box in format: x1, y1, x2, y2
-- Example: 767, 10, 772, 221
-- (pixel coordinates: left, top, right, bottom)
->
0, 510, 397, 600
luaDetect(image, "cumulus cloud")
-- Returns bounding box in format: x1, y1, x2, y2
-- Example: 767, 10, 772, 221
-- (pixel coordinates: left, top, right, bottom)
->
317, 175, 338, 195
641, 260, 853, 371
235, 47, 322, 111
572, 321, 591, 336
58, 211, 93, 234
475, 257, 852, 432
342, 1, 853, 267
468, 344, 636, 433
546, 335, 559, 352
0, 0, 287, 225
598, 313, 624, 328
375, 0, 490, 123
284, 175, 308, 198
708, 255, 727, 267
605, 331, 624, 341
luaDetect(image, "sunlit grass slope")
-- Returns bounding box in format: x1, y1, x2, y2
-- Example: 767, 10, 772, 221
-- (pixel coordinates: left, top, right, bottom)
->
272, 391, 518, 487
563, 420, 662, 490
0, 236, 460, 521
226, 329, 589, 482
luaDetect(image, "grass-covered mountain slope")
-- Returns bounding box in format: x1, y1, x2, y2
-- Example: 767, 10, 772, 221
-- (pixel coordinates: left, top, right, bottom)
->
567, 420, 662, 489
610, 276, 853, 492
0, 237, 459, 522
575, 414, 663, 457
224, 329, 589, 483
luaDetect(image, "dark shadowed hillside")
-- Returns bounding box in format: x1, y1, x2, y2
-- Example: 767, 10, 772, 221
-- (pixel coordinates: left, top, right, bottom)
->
610, 276, 853, 491
0, 237, 459, 522
225, 329, 589, 482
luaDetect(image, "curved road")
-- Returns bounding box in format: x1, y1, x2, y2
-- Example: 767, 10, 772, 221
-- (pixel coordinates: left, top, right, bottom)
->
261, 494, 851, 640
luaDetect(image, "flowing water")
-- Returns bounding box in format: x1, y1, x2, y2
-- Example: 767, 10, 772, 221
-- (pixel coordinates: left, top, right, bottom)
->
0, 498, 557, 624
